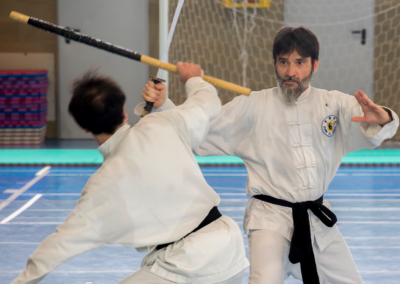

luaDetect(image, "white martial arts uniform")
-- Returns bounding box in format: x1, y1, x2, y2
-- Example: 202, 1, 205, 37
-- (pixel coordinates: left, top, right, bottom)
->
13, 78, 249, 284
138, 85, 399, 284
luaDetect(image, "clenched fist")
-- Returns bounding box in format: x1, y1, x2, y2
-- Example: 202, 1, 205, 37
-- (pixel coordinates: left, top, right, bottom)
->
176, 62, 204, 84
141, 80, 167, 109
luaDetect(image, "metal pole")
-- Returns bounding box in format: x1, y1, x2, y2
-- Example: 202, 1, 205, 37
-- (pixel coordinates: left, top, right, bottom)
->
159, 0, 169, 93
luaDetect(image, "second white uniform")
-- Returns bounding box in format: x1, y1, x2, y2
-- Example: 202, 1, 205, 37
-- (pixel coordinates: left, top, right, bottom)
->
138, 85, 399, 283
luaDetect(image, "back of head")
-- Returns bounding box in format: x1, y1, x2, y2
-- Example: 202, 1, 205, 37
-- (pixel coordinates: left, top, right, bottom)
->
273, 26, 319, 64
68, 70, 126, 135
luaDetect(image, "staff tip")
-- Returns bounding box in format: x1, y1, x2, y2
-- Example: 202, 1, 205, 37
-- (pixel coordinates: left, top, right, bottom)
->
9, 11, 30, 23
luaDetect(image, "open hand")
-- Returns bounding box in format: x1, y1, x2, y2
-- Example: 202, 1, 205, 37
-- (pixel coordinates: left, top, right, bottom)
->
141, 80, 167, 109
351, 90, 392, 126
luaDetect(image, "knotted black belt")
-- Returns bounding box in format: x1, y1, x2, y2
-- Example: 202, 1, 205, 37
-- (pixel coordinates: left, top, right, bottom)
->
253, 195, 337, 284
156, 206, 222, 250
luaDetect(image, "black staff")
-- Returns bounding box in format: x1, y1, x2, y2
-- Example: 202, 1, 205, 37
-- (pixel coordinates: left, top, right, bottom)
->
9, 11, 251, 97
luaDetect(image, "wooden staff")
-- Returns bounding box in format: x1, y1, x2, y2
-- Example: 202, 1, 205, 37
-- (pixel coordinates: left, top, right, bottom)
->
10, 11, 252, 96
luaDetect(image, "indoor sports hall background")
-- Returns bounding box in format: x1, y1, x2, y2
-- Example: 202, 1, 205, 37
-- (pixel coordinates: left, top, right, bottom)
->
1, 1, 400, 284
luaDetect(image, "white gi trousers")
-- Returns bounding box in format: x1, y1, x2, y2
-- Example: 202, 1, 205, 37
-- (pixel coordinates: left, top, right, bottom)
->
119, 267, 245, 284
248, 229, 363, 284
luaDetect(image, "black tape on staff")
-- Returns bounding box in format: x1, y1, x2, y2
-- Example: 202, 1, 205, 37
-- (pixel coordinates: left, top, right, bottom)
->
27, 17, 142, 62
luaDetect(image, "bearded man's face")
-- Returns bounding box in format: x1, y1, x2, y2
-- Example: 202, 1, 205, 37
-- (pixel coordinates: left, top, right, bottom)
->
275, 50, 317, 104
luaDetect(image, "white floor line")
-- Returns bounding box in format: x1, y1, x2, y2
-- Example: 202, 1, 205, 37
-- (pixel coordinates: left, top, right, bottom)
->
360, 271, 400, 274
325, 193, 400, 196
26, 209, 73, 211
349, 246, 400, 249
0, 166, 50, 212
203, 174, 247, 176
0, 242, 42, 245
339, 221, 400, 224
0, 242, 126, 246
213, 187, 246, 191
2, 222, 62, 225
0, 194, 43, 224
47, 173, 92, 176
7, 217, 68, 219
339, 216, 400, 220
345, 236, 400, 239
35, 166, 51, 177
325, 199, 400, 202
352, 173, 400, 176
16, 193, 81, 196
0, 270, 136, 273
219, 207, 246, 211
333, 207, 400, 211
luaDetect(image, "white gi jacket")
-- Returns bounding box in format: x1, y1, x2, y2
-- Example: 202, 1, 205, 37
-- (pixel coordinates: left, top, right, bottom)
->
144, 85, 399, 252
13, 78, 248, 284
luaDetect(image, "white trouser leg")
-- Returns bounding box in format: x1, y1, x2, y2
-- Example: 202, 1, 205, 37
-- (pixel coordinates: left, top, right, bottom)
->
119, 267, 245, 284
248, 229, 301, 284
215, 269, 245, 284
248, 228, 363, 284
314, 231, 363, 284
118, 266, 175, 284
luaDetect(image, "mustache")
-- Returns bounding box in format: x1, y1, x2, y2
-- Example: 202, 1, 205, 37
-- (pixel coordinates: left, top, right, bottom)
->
282, 76, 300, 84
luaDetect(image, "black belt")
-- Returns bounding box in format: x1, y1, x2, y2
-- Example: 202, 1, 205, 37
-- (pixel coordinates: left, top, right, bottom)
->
156, 206, 222, 250
253, 195, 337, 284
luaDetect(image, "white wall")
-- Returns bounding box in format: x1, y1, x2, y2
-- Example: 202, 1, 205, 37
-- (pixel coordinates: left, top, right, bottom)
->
58, 0, 148, 139
284, 0, 375, 99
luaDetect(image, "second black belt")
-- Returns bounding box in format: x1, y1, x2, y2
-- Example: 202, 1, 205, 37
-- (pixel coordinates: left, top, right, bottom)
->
253, 194, 337, 284
156, 206, 222, 250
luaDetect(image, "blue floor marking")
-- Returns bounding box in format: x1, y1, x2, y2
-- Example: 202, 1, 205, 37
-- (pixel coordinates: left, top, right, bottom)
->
1, 167, 400, 284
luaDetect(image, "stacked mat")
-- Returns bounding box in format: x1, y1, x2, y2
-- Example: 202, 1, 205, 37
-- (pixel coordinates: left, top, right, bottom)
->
0, 70, 48, 145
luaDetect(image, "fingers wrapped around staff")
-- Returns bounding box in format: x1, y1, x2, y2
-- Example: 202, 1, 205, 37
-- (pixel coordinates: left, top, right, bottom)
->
142, 80, 167, 109
142, 81, 159, 103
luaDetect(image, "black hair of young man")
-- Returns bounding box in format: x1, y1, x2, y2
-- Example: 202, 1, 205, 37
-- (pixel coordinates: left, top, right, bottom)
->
273, 26, 320, 65
68, 71, 126, 135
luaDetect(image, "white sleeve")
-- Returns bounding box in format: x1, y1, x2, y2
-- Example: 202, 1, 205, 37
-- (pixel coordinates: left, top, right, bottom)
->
156, 77, 221, 150
140, 80, 254, 156
336, 92, 399, 154
12, 210, 105, 284
194, 94, 255, 157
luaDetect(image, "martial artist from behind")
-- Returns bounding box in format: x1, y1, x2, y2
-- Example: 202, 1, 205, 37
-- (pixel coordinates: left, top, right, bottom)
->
12, 62, 249, 284
139, 27, 399, 284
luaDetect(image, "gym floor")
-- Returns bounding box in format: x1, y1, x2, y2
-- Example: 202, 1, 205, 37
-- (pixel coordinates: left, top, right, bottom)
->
1, 166, 400, 284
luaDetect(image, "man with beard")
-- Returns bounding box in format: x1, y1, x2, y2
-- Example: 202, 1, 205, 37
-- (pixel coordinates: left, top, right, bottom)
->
137, 27, 399, 284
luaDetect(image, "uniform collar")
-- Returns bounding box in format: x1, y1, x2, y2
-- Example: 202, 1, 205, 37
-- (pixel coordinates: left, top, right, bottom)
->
296, 84, 312, 103
98, 124, 131, 159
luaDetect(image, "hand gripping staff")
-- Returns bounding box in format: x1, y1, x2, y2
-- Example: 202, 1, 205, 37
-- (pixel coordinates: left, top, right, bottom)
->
10, 11, 252, 99
141, 0, 185, 117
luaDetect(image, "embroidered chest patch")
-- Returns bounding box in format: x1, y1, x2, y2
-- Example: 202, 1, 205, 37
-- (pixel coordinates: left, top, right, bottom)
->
321, 115, 338, 137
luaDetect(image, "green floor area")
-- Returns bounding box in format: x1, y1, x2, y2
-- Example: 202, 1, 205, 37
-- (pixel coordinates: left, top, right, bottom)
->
0, 149, 400, 165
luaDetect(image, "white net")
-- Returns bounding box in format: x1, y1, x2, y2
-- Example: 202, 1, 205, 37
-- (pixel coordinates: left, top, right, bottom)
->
168, 0, 284, 105
167, 0, 400, 138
